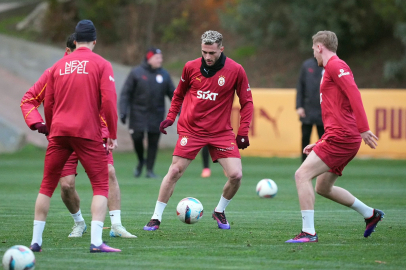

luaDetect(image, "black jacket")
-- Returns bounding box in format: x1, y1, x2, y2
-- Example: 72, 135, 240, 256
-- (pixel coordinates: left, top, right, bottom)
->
296, 58, 324, 125
119, 61, 175, 133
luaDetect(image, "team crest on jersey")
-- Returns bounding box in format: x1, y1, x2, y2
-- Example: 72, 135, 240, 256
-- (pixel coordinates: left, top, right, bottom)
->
218, 75, 225, 86
180, 136, 188, 146
156, 74, 163, 83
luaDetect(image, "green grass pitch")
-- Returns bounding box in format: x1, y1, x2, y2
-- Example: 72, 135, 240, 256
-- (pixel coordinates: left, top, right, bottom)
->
0, 145, 405, 269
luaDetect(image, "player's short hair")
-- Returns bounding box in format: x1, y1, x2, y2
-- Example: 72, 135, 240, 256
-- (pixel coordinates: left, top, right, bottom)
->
201, 30, 223, 47
66, 33, 76, 51
312, 31, 338, 53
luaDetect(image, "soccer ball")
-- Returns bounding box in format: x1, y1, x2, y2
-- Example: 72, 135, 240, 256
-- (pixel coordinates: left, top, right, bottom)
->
176, 197, 204, 224
2, 245, 35, 270
256, 179, 278, 198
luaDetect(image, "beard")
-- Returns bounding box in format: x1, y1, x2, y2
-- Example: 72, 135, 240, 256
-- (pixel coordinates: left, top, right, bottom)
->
316, 57, 323, 67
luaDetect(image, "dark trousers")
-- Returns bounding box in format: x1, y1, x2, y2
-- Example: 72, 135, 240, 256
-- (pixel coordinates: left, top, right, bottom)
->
131, 131, 161, 171
201, 145, 210, 169
301, 123, 324, 162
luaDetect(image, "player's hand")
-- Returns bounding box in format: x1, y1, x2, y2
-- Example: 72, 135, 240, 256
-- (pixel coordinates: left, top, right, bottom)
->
236, 135, 250, 149
107, 138, 118, 152
361, 130, 378, 149
34, 122, 49, 136
296, 107, 306, 118
160, 119, 174, 134
120, 113, 126, 124
303, 144, 316, 155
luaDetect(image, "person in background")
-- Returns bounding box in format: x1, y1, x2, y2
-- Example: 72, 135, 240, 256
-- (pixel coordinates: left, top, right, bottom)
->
201, 146, 211, 177
296, 57, 324, 162
120, 48, 175, 178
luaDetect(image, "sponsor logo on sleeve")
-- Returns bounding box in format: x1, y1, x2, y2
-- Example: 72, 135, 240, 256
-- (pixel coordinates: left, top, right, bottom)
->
197, 90, 218, 101
181, 76, 185, 82
109, 75, 115, 82
247, 84, 251, 91
338, 69, 350, 78
218, 75, 225, 86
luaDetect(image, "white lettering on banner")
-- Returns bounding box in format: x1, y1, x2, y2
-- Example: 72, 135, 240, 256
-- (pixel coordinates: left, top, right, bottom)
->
60, 60, 89, 76
197, 90, 219, 101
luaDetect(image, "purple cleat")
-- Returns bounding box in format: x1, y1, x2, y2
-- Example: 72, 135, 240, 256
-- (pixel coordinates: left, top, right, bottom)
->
90, 242, 121, 253
212, 210, 230, 230
364, 209, 385, 238
143, 219, 160, 231
285, 231, 318, 243
30, 243, 42, 252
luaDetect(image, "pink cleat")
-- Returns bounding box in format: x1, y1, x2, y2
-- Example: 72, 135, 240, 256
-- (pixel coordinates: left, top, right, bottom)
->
201, 168, 211, 178
90, 242, 121, 253
285, 231, 318, 243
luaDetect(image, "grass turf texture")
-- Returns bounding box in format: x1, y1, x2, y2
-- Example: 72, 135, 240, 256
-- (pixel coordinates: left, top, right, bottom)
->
0, 145, 405, 270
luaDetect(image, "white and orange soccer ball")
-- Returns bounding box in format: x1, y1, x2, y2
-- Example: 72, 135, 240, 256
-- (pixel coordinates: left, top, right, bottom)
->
176, 197, 204, 224
2, 245, 35, 270
256, 179, 278, 198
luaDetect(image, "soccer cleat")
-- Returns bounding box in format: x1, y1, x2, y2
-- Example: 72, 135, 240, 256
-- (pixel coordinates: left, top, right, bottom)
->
143, 219, 160, 231
212, 210, 230, 229
201, 168, 211, 178
90, 242, 121, 253
110, 224, 137, 238
30, 243, 42, 252
364, 209, 385, 238
68, 221, 87, 237
285, 231, 318, 243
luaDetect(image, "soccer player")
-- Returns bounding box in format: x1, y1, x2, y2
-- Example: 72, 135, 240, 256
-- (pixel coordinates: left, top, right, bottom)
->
20, 33, 136, 239
286, 31, 384, 243
143, 30, 253, 231
29, 20, 121, 252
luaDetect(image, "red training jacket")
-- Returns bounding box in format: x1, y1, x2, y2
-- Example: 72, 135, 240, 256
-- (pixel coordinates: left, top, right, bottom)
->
319, 55, 369, 142
167, 57, 253, 137
44, 47, 117, 141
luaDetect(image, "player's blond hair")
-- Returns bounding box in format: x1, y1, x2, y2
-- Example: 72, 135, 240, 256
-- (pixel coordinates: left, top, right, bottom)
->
312, 31, 338, 53
201, 30, 223, 47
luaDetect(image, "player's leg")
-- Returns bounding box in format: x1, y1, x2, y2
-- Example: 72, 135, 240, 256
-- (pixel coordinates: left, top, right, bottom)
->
31, 137, 73, 251
316, 124, 325, 139
201, 146, 211, 178
301, 123, 312, 162
144, 156, 193, 231
107, 161, 137, 238
131, 131, 145, 177
146, 131, 161, 178
71, 137, 120, 252
59, 152, 87, 237
315, 172, 383, 237
285, 150, 330, 243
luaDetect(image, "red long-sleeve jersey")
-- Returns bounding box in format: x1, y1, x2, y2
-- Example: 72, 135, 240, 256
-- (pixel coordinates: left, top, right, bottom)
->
320, 55, 369, 142
44, 47, 117, 141
20, 65, 110, 138
167, 57, 253, 137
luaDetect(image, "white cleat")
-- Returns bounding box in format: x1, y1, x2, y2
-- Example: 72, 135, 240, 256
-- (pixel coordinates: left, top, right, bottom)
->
110, 224, 137, 238
68, 221, 87, 237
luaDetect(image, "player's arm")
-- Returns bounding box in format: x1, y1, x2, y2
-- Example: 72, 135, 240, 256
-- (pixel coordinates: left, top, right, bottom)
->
44, 67, 56, 133
119, 69, 137, 124
329, 62, 378, 148
100, 62, 118, 141
296, 63, 306, 118
20, 69, 49, 131
235, 65, 254, 149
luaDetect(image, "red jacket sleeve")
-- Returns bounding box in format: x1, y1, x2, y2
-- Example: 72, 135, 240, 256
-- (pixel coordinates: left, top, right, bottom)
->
100, 62, 118, 139
329, 61, 369, 133
235, 65, 254, 136
20, 69, 50, 129
44, 66, 56, 133
166, 64, 190, 121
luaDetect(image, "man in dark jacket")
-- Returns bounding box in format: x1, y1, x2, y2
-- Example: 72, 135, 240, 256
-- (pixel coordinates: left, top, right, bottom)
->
120, 48, 175, 178
296, 57, 324, 162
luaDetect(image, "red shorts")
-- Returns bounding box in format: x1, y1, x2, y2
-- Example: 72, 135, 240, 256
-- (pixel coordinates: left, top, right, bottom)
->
173, 134, 240, 162
313, 138, 361, 176
60, 151, 114, 178
40, 136, 109, 198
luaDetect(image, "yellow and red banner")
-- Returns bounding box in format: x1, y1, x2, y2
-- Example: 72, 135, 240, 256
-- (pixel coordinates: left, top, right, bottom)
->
231, 89, 406, 159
